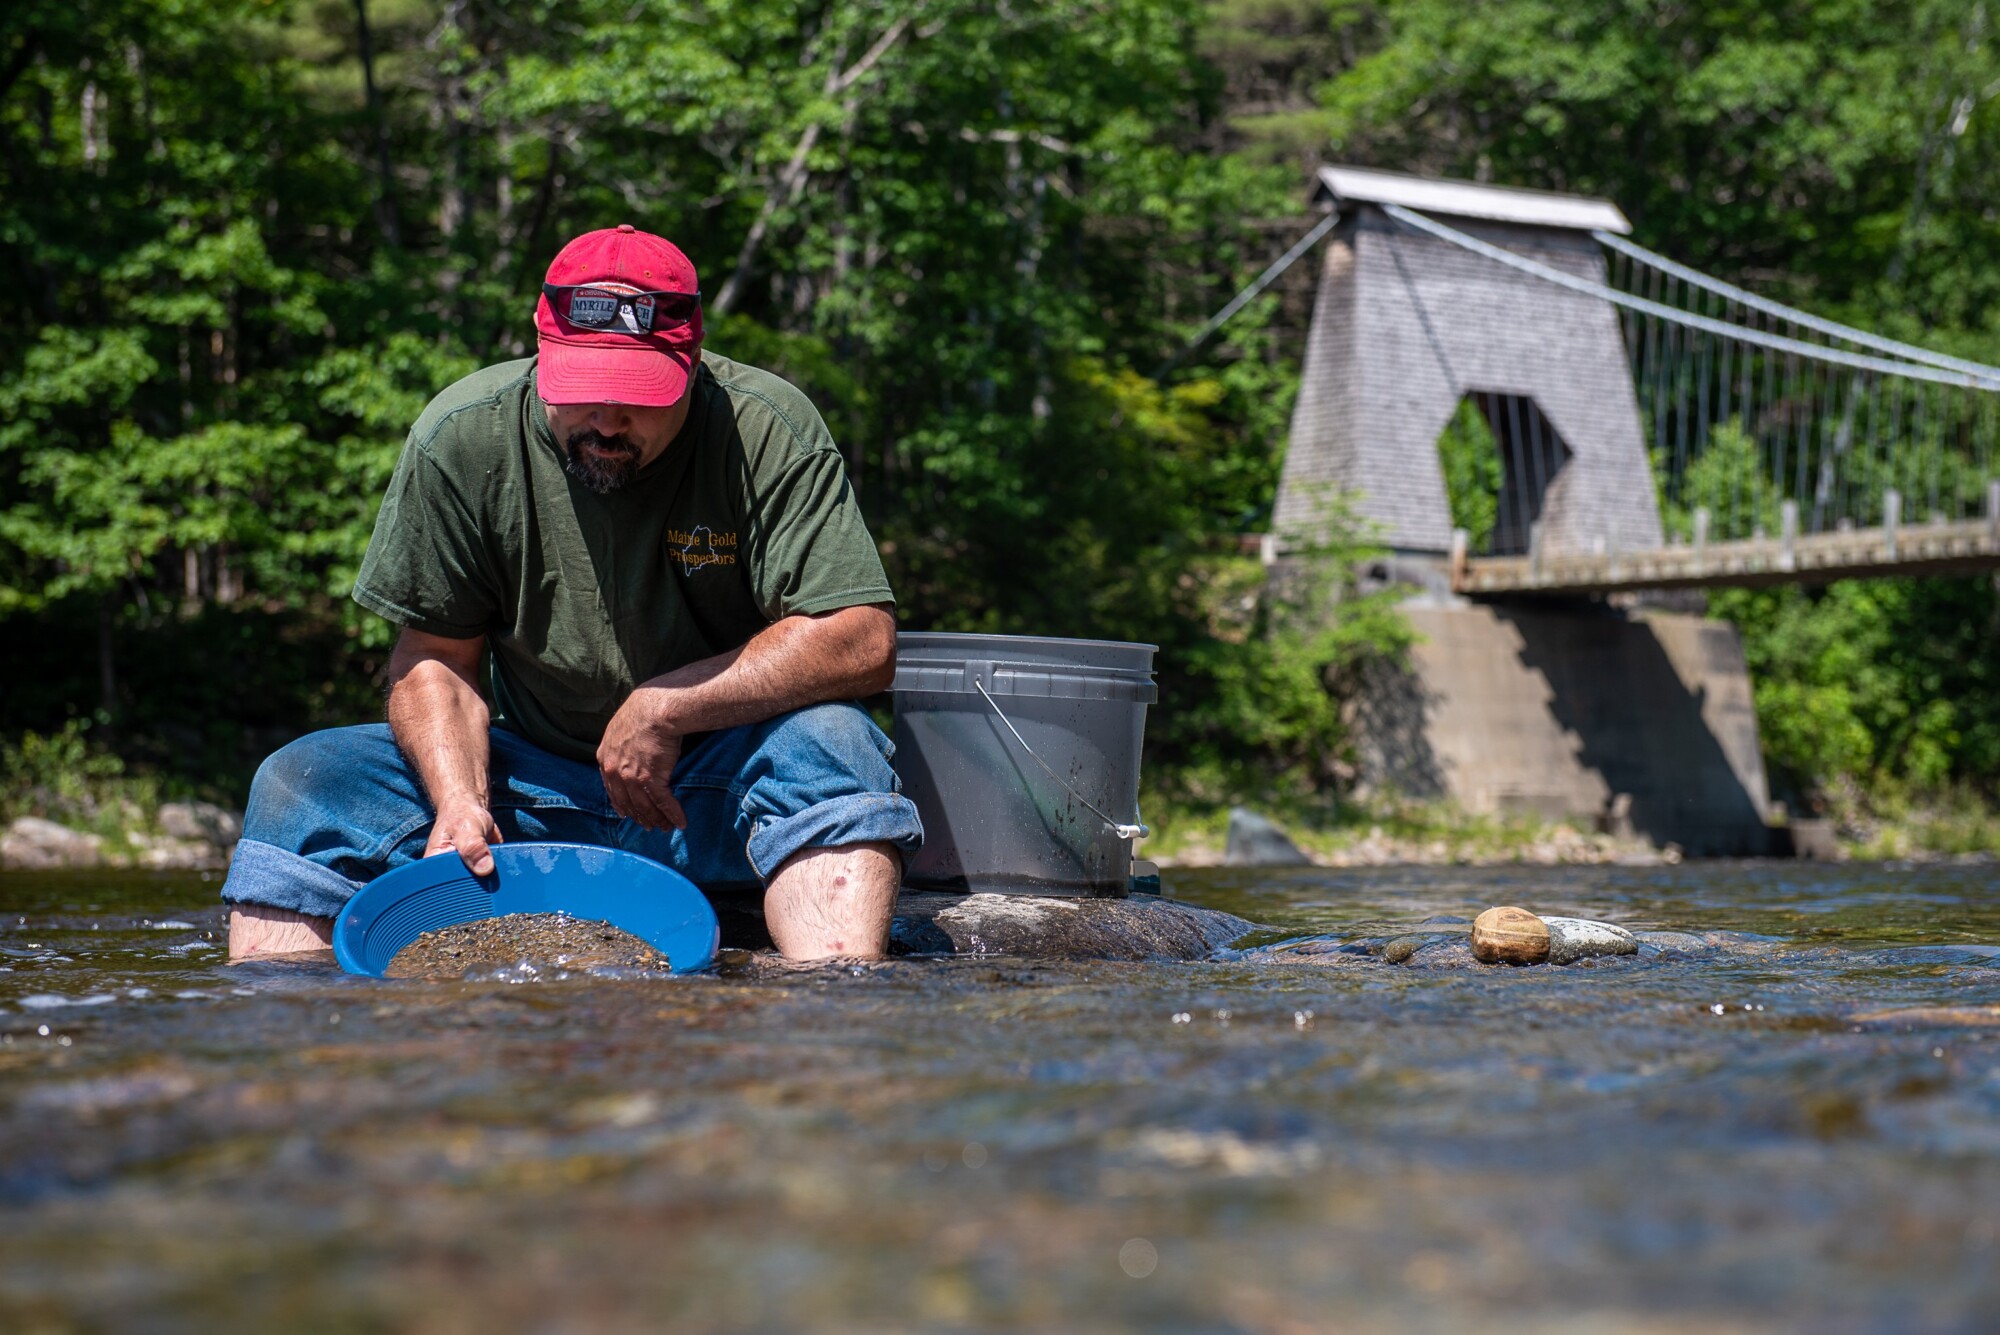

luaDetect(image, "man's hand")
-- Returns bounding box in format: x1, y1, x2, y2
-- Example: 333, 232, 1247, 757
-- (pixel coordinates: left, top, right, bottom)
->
597, 688, 688, 831
387, 627, 500, 875
424, 796, 503, 875
593, 604, 893, 834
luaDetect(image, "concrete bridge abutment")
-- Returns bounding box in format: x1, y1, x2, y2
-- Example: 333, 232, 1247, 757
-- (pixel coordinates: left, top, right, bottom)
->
1348, 595, 1774, 856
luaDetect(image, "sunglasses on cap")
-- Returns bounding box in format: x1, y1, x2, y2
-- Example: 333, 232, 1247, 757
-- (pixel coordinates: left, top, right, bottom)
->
542, 283, 701, 334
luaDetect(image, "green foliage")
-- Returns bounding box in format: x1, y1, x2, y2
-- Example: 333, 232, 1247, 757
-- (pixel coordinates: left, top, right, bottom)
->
1435, 398, 1500, 551
4, 0, 1998, 820
1713, 576, 2000, 795
1155, 486, 1417, 803
0, 721, 163, 842
1660, 422, 1785, 542
0, 0, 1399, 804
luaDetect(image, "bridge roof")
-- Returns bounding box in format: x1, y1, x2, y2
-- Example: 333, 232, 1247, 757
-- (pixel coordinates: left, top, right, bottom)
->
1314, 165, 1631, 234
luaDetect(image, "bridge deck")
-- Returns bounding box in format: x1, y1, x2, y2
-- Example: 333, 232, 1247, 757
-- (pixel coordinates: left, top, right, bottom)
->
1455, 517, 2000, 595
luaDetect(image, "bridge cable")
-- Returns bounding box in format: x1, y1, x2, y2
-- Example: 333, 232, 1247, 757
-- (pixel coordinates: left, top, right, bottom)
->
1152, 207, 1342, 381
1379, 203, 2000, 391
1593, 229, 2000, 386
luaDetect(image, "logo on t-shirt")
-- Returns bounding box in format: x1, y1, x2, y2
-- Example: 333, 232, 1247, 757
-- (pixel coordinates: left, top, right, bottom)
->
669, 525, 738, 575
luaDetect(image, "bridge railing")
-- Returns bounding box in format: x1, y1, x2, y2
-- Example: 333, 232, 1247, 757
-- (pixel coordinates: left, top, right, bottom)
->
1452, 484, 2000, 595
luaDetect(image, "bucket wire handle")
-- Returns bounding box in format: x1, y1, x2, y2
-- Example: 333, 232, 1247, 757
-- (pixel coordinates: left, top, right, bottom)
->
972, 679, 1149, 841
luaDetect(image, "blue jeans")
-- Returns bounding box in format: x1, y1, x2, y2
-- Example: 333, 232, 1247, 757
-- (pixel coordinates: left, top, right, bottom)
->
219, 703, 925, 920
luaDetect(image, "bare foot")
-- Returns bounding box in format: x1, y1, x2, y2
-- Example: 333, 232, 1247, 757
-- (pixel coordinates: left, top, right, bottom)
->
228, 905, 335, 960
763, 842, 899, 960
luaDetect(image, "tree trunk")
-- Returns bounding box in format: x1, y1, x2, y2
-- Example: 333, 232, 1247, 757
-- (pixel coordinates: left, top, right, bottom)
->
353, 0, 402, 248
97, 595, 119, 725
713, 15, 915, 315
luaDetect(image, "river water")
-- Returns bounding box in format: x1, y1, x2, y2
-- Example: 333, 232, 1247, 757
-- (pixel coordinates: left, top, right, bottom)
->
2, 861, 1998, 1332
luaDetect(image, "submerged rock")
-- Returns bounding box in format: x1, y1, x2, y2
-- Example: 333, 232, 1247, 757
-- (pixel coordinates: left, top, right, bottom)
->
1633, 930, 1714, 954
926, 893, 1255, 961
1542, 917, 1639, 965
1848, 1004, 2000, 1029
1402, 940, 1479, 969
1224, 809, 1313, 867
1240, 936, 1374, 970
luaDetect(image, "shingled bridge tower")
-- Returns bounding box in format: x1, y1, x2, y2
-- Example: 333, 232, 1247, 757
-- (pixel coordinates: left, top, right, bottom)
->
1275, 167, 1664, 563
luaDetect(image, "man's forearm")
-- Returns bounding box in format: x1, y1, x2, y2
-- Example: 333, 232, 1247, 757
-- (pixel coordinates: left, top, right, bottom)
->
637, 603, 895, 737
387, 654, 492, 808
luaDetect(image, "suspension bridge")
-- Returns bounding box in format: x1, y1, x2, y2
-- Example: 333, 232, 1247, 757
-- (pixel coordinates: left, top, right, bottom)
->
1239, 166, 2000, 855
1265, 165, 2000, 598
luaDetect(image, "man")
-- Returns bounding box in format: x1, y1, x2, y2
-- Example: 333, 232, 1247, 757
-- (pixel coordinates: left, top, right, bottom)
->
223, 224, 923, 961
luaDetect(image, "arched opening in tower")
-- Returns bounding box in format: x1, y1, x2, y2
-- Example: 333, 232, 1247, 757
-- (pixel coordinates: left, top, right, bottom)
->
1435, 392, 1574, 555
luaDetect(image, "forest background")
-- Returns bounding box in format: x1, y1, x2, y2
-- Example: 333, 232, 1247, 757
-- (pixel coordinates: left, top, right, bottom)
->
2, 0, 1997, 851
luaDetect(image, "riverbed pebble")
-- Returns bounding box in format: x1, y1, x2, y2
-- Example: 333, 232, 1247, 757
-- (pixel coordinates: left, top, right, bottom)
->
1471, 906, 1550, 965
1382, 935, 1432, 964
1541, 917, 1639, 965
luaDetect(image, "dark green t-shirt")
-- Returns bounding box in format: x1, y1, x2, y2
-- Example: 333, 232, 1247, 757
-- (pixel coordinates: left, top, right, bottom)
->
352, 353, 894, 763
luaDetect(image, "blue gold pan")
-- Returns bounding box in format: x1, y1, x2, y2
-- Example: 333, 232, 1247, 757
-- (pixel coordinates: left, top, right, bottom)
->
332, 842, 720, 977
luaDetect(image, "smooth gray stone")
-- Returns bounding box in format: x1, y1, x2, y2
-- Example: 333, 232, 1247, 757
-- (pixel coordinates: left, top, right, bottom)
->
1224, 808, 1313, 867
1542, 916, 1638, 965
922, 893, 1256, 961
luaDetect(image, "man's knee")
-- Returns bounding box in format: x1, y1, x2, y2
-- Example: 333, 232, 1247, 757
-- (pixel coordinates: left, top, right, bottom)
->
757, 703, 895, 785
242, 725, 399, 839
252, 729, 350, 803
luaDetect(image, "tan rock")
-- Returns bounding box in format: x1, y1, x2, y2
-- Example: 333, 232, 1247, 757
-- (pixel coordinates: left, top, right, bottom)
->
1, 817, 105, 870
157, 801, 242, 847
1471, 906, 1550, 965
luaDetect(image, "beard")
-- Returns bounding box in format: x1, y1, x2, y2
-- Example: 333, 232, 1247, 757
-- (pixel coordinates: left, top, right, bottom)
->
561, 428, 644, 494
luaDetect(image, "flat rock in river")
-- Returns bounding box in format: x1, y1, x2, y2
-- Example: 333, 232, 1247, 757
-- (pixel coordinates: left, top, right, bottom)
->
919, 893, 1255, 961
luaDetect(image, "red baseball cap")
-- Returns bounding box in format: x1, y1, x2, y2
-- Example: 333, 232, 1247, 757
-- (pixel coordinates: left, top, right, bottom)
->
535, 224, 704, 406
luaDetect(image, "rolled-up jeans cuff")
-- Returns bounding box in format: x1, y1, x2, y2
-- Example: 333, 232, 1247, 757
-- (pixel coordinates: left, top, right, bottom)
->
219, 839, 365, 920
745, 792, 924, 880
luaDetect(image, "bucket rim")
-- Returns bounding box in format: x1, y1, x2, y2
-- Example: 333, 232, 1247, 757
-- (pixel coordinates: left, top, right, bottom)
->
894, 631, 1159, 654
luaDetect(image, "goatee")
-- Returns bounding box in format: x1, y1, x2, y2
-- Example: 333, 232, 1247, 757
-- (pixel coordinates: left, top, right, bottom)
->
562, 428, 643, 494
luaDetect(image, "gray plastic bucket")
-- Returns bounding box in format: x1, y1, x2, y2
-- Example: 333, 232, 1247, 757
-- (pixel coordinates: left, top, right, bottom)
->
892, 633, 1157, 897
